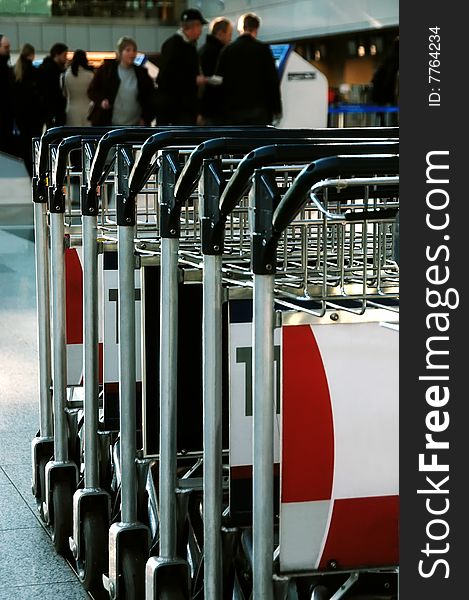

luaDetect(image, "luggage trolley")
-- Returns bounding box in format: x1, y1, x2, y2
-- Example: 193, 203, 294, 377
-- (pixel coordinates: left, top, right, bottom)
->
41, 130, 125, 556
76, 127, 165, 594
30, 126, 399, 598
39, 133, 104, 555
247, 154, 399, 599
31, 126, 114, 525
69, 131, 121, 591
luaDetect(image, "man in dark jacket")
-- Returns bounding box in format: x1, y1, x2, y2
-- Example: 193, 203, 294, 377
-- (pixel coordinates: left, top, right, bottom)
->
198, 17, 233, 124
38, 42, 68, 128
0, 34, 15, 155
216, 13, 282, 125
155, 8, 208, 125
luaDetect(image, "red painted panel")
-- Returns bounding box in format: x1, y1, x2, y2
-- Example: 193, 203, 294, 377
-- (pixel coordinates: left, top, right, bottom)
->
282, 325, 334, 503
65, 248, 83, 344
319, 495, 399, 568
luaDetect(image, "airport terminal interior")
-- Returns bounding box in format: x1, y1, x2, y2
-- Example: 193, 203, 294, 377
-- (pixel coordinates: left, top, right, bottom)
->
0, 1, 399, 598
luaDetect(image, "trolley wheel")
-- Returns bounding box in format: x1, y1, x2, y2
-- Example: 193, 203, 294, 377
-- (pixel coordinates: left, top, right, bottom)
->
38, 456, 49, 521
78, 510, 109, 591
119, 544, 146, 600
157, 581, 186, 600
157, 569, 186, 600
51, 478, 73, 555
310, 585, 330, 600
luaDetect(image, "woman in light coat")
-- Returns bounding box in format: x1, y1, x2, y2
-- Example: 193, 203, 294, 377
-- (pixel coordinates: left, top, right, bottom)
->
63, 49, 94, 126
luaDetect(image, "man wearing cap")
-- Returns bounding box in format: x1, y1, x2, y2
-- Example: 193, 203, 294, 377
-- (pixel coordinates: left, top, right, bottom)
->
155, 8, 208, 125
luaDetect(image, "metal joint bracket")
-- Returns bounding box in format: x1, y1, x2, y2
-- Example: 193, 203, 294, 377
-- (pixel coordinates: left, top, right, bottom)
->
329, 572, 360, 600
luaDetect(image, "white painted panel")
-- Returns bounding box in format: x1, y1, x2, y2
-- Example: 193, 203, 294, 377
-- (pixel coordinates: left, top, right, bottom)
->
66, 344, 83, 385
311, 322, 399, 499
280, 500, 331, 571
229, 321, 282, 467
102, 267, 142, 384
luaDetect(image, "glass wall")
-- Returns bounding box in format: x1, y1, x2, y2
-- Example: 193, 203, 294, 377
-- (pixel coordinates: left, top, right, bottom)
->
0, 0, 49, 15
0, 0, 185, 21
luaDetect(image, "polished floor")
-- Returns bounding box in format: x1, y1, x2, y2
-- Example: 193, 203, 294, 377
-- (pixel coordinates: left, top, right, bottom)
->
0, 227, 89, 599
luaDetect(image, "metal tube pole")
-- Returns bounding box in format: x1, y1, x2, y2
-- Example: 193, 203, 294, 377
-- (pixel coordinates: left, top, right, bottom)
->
159, 236, 179, 558
252, 273, 274, 600
50, 212, 68, 462
34, 202, 53, 437
203, 254, 223, 600
118, 225, 137, 524
82, 215, 99, 488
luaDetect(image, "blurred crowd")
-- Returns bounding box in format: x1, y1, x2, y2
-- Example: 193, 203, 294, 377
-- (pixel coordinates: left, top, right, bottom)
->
0, 7, 282, 177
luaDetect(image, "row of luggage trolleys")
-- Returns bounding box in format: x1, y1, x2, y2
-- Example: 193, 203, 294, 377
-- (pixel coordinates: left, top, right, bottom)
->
30, 124, 399, 600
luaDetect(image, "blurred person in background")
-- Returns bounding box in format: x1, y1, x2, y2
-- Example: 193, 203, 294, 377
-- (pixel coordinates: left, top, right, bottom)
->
198, 16, 233, 124
216, 13, 281, 125
87, 36, 155, 126
14, 43, 44, 176
371, 37, 399, 106
155, 8, 208, 125
38, 42, 68, 128
0, 34, 15, 155
63, 49, 94, 126
371, 36, 399, 125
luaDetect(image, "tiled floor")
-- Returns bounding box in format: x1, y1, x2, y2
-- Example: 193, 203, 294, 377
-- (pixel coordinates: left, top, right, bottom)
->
0, 227, 89, 600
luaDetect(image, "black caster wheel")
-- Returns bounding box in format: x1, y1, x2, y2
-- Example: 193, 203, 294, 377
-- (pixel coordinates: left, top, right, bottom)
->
120, 544, 146, 600
51, 478, 73, 555
157, 569, 186, 600
77, 510, 109, 591
311, 585, 330, 600
38, 456, 49, 521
